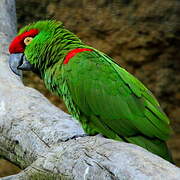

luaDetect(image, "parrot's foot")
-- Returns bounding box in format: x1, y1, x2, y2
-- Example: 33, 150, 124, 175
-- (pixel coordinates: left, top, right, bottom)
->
95, 134, 104, 138
64, 134, 88, 142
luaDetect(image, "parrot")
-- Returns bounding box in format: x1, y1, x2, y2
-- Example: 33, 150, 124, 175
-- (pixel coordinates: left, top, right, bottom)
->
8, 20, 173, 163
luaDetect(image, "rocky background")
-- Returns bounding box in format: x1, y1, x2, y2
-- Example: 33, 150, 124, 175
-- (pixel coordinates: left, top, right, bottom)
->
1, 0, 180, 177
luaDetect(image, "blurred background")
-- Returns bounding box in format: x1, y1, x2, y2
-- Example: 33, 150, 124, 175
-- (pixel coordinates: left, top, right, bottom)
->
0, 0, 180, 177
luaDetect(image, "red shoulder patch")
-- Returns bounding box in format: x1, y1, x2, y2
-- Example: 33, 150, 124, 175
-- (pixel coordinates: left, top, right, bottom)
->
63, 48, 93, 64
9, 29, 39, 54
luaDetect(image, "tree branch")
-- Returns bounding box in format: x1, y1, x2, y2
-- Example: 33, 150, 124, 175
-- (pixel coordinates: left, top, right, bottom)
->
0, 0, 180, 179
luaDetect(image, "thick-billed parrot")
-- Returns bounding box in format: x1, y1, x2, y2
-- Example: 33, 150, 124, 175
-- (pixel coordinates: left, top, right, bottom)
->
8, 20, 173, 162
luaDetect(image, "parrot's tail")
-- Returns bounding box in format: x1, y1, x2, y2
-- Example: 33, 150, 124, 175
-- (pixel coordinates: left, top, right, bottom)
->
124, 135, 174, 164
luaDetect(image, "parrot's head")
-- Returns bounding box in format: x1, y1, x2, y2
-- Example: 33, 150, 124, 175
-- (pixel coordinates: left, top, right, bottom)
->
8, 20, 82, 77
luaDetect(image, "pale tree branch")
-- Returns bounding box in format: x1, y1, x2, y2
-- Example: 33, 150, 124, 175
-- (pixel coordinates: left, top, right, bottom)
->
0, 0, 180, 179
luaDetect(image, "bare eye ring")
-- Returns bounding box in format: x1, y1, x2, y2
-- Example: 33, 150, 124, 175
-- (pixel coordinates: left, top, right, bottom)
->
24, 37, 33, 45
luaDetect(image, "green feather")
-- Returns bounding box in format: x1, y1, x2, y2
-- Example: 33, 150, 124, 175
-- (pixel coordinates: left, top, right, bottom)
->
18, 20, 173, 163
62, 50, 173, 162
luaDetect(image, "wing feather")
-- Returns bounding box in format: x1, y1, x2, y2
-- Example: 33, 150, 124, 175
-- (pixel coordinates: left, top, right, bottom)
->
62, 50, 172, 141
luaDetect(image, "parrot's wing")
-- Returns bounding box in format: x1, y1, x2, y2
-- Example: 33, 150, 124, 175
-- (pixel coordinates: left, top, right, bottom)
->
62, 50, 172, 141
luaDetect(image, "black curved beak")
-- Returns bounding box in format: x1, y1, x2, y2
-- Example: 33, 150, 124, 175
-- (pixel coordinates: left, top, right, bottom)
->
9, 53, 33, 76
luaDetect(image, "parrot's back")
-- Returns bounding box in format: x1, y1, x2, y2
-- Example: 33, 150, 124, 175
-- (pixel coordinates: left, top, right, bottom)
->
50, 49, 173, 163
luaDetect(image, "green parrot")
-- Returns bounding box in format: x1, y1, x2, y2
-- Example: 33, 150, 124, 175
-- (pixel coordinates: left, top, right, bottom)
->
9, 20, 173, 163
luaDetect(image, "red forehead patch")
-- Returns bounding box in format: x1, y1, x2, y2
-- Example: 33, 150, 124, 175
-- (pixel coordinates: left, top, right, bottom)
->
9, 29, 39, 54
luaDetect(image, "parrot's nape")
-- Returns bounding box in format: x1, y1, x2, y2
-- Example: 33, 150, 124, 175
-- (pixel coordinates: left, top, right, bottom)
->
8, 20, 174, 163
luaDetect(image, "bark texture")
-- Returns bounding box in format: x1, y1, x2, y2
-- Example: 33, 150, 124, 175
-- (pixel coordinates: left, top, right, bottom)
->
0, 0, 180, 179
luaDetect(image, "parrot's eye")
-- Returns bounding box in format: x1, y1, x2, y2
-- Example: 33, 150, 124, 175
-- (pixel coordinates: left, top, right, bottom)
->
24, 37, 33, 46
